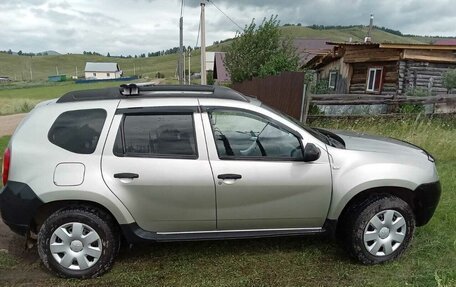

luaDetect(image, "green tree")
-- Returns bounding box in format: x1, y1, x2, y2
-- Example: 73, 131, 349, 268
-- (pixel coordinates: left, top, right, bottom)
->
224, 15, 299, 83
442, 69, 456, 93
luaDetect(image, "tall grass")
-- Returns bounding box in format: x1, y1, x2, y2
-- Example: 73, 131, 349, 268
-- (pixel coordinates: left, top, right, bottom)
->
310, 115, 456, 161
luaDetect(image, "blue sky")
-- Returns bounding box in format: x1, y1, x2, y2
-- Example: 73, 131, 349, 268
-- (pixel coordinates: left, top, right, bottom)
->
0, 0, 454, 55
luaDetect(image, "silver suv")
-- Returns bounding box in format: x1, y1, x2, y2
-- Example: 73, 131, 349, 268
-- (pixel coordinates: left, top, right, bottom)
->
0, 85, 441, 278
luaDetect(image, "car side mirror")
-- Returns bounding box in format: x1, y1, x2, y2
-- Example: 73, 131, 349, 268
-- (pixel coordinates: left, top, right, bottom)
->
303, 143, 321, 162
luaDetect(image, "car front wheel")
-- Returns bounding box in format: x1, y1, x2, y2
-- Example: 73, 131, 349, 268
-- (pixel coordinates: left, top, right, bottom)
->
344, 195, 415, 264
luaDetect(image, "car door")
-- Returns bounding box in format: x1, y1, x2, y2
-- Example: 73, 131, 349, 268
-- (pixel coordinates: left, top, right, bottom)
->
199, 104, 332, 230
101, 99, 216, 232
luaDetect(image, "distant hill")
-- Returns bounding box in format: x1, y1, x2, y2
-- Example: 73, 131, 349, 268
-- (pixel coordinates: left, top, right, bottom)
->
1, 25, 452, 82
279, 25, 438, 44
40, 50, 61, 56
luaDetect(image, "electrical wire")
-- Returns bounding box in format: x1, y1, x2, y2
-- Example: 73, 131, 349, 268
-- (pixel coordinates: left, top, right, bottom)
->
207, 0, 243, 31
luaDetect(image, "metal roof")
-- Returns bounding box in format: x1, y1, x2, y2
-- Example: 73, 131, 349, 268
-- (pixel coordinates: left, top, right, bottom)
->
84, 62, 120, 72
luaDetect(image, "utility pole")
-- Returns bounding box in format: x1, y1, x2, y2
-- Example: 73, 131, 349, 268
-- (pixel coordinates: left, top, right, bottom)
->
200, 0, 207, 85
183, 50, 186, 84
179, 15, 184, 84
29, 56, 33, 81
75, 66, 78, 78
56, 66, 59, 76
188, 50, 191, 84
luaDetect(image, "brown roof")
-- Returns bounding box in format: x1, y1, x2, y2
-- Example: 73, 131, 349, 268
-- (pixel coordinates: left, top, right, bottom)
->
326, 41, 456, 50
293, 39, 333, 64
434, 39, 456, 45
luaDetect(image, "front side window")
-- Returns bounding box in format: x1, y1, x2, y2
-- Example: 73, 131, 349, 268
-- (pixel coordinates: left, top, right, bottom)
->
209, 109, 303, 160
48, 109, 107, 154
366, 67, 383, 92
113, 113, 197, 159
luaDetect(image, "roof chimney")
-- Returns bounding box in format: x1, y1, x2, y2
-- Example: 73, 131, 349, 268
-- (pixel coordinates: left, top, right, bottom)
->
364, 14, 374, 43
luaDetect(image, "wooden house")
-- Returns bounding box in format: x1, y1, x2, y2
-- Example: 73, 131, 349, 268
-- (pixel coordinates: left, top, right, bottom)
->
305, 42, 456, 95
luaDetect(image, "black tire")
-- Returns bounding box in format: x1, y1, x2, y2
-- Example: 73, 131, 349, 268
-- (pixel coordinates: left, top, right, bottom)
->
37, 207, 119, 278
342, 195, 415, 264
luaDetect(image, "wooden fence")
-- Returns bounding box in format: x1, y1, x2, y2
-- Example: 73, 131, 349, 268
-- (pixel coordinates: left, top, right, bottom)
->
230, 72, 456, 122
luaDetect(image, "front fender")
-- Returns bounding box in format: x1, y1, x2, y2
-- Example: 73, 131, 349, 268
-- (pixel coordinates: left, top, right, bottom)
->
326, 148, 438, 220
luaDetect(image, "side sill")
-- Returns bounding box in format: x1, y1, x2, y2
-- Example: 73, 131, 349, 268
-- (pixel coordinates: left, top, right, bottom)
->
120, 223, 325, 243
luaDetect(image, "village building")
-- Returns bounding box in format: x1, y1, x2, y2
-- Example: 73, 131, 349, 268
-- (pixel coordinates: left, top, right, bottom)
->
84, 62, 122, 80
305, 42, 456, 95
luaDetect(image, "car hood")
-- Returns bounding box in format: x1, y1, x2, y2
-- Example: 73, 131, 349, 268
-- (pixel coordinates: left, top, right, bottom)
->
328, 129, 422, 154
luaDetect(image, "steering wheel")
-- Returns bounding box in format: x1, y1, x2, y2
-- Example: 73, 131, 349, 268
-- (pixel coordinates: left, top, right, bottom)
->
290, 145, 303, 159
240, 136, 266, 156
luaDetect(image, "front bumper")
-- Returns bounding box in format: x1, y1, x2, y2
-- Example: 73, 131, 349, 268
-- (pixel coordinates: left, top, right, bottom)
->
414, 181, 441, 226
0, 181, 43, 236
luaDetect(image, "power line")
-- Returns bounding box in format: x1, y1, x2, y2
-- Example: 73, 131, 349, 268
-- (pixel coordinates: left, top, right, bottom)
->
207, 0, 243, 31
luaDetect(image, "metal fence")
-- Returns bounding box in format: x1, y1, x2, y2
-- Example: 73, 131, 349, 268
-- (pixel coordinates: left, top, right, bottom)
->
231, 72, 307, 120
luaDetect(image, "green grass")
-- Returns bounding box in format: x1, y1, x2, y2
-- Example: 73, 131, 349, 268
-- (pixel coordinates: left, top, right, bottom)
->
0, 116, 455, 286
0, 52, 202, 83
0, 81, 139, 115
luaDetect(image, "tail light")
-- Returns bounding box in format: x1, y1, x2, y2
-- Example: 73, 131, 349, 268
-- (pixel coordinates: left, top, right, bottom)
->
2, 147, 11, 186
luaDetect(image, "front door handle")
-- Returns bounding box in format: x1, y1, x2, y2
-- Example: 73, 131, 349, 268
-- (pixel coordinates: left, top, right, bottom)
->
114, 173, 139, 179
217, 174, 242, 180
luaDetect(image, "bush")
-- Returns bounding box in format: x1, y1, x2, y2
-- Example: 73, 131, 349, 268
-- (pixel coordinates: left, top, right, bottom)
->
225, 15, 299, 83
155, 72, 165, 79
311, 80, 330, 94
442, 69, 456, 93
405, 87, 429, 97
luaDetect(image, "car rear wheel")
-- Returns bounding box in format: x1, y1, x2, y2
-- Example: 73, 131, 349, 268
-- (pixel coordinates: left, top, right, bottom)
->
343, 195, 415, 264
37, 207, 119, 278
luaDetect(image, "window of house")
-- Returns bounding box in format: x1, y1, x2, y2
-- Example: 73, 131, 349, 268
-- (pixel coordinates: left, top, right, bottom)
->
93, 72, 96, 77
107, 73, 110, 77
366, 67, 383, 92
48, 109, 107, 154
208, 109, 303, 160
113, 113, 197, 159
328, 71, 338, 89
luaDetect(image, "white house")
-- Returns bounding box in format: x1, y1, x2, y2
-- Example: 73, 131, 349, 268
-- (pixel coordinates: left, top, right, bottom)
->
84, 62, 122, 80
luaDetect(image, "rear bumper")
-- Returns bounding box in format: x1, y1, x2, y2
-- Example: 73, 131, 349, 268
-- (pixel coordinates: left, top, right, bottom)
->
0, 181, 43, 236
414, 181, 441, 226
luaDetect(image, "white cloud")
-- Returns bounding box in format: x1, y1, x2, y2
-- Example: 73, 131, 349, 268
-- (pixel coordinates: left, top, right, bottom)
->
0, 0, 454, 55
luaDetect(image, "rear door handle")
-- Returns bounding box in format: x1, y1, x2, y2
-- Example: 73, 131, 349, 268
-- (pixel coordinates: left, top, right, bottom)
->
114, 173, 139, 179
217, 174, 242, 180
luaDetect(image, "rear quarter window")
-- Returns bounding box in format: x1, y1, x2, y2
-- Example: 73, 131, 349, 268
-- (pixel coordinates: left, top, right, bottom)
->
48, 109, 107, 154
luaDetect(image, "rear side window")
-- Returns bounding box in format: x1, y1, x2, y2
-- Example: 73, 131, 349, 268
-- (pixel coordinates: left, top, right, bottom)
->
48, 109, 107, 154
113, 113, 197, 159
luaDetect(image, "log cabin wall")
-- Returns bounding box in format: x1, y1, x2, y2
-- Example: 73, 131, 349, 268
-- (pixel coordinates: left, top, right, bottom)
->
399, 60, 456, 94
317, 58, 351, 93
349, 61, 398, 94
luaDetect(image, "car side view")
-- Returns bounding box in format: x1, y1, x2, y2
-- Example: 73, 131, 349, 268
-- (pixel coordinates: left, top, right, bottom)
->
0, 84, 441, 278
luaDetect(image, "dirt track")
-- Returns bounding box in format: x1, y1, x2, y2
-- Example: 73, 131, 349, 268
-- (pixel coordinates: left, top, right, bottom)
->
0, 113, 26, 137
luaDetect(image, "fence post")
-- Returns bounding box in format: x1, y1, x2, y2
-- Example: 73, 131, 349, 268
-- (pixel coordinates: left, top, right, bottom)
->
300, 84, 312, 123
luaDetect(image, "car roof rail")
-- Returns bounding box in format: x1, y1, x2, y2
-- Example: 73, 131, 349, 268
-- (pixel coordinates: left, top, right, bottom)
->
57, 84, 249, 103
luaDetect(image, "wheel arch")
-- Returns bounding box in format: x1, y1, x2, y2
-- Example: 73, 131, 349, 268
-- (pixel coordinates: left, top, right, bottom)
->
31, 200, 121, 235
333, 186, 416, 237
